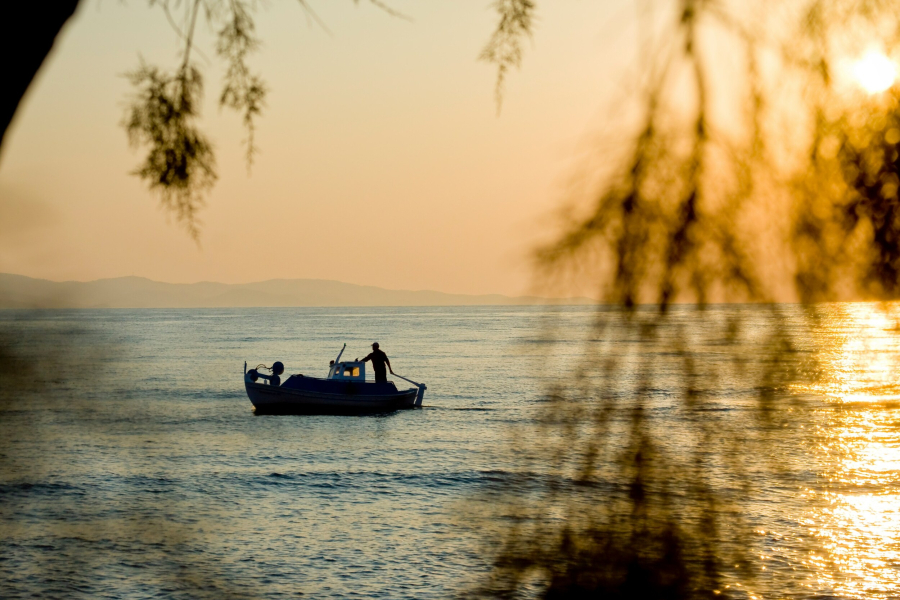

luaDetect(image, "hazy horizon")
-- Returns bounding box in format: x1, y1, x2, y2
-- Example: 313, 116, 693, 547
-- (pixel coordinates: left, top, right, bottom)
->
0, 269, 598, 297
0, 271, 597, 308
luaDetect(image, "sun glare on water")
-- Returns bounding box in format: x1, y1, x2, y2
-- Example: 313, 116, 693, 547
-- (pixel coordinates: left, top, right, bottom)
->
853, 51, 897, 93
793, 303, 900, 597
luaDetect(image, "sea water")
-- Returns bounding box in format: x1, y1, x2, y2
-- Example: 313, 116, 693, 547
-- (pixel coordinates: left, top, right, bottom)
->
0, 306, 897, 599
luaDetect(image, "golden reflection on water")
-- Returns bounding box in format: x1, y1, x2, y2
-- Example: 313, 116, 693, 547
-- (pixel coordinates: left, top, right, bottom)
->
797, 303, 900, 598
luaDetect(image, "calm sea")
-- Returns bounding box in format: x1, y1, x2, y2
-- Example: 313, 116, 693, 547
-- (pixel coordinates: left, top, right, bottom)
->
0, 306, 897, 599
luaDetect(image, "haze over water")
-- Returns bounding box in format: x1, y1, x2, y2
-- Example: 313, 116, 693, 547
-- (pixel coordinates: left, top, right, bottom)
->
0, 305, 898, 599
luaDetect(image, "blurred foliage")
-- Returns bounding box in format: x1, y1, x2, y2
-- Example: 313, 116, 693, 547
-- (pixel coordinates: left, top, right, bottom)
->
216, 1, 266, 168
124, 0, 402, 237
123, 0, 264, 236
476, 0, 900, 598
0, 319, 268, 599
480, 0, 535, 112
124, 62, 215, 239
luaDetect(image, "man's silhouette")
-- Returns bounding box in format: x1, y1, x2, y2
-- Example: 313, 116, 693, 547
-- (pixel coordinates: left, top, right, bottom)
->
359, 342, 393, 383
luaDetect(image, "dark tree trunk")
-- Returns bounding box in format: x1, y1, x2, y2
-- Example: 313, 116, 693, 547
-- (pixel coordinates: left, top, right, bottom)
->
1, 0, 82, 152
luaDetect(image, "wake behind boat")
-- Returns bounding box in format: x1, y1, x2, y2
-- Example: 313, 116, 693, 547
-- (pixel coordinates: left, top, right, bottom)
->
244, 344, 427, 414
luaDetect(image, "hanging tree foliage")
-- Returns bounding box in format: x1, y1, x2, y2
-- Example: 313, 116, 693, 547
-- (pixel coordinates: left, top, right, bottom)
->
475, 1, 900, 598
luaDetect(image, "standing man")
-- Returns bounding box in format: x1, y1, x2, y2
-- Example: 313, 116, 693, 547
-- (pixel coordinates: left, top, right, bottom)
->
359, 342, 393, 383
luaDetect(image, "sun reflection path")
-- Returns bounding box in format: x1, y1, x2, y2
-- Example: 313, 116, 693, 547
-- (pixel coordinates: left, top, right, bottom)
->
795, 303, 900, 598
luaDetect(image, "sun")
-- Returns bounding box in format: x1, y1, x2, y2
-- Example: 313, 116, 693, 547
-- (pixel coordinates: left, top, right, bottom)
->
853, 51, 897, 94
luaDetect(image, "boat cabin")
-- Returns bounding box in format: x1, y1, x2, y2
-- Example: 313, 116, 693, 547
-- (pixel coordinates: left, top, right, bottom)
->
328, 361, 366, 381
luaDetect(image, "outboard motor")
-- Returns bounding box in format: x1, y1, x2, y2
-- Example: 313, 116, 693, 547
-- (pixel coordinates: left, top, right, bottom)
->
246, 361, 284, 386
270, 361, 284, 386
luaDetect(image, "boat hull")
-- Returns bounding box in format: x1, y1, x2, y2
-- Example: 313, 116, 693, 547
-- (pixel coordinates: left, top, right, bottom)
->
245, 380, 419, 414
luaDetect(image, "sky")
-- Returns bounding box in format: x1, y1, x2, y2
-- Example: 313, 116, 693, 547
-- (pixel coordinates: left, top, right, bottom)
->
0, 0, 637, 297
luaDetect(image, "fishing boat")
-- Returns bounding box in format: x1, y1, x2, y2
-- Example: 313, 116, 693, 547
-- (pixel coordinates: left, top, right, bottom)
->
244, 344, 427, 414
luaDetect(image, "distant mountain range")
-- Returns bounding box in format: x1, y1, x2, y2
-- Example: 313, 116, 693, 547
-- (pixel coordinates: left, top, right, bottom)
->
0, 273, 596, 308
